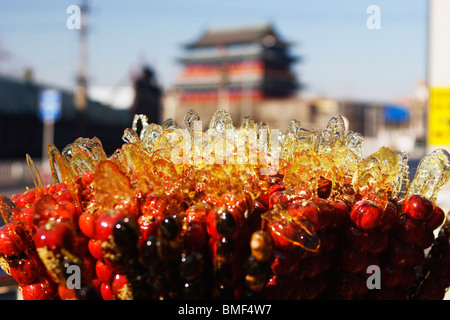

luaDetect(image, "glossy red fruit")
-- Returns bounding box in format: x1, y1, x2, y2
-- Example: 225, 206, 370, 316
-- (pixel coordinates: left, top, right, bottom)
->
78, 212, 96, 238
20, 276, 57, 300
344, 226, 371, 252
100, 282, 113, 300
417, 228, 435, 249
14, 205, 34, 228
95, 260, 113, 283
183, 222, 207, 252
394, 216, 425, 246
318, 229, 338, 253
95, 212, 121, 241
317, 178, 332, 199
112, 273, 132, 300
314, 198, 334, 230
54, 189, 74, 204
350, 200, 383, 231
11, 189, 36, 209
34, 221, 72, 250
381, 264, 403, 288
378, 201, 397, 232
331, 199, 349, 228
387, 238, 411, 269
269, 179, 285, 195
88, 238, 103, 260
403, 194, 433, 223
268, 220, 295, 251
408, 245, 425, 267
9, 253, 45, 285
426, 205, 445, 231
288, 200, 320, 232
333, 272, 362, 299
269, 191, 288, 209
309, 253, 333, 276
339, 249, 368, 274
78, 171, 94, 189
57, 202, 78, 222
32, 194, 60, 223
271, 250, 300, 276
0, 221, 29, 257
366, 230, 389, 256
387, 239, 422, 269
58, 285, 77, 300
138, 211, 164, 241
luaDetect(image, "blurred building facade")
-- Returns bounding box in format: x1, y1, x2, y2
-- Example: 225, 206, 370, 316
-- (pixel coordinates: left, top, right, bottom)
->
0, 75, 133, 160
171, 24, 299, 126
162, 23, 427, 160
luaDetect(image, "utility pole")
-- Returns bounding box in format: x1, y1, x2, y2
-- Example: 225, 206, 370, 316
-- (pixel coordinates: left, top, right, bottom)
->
74, 0, 89, 113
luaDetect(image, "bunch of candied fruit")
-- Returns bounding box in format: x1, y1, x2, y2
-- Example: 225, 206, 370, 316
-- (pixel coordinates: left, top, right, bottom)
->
0, 110, 449, 300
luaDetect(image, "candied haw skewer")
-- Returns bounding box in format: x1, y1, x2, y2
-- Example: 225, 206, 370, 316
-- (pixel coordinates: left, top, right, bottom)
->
410, 219, 450, 300
30, 192, 98, 299
317, 177, 332, 199
241, 231, 273, 299
393, 216, 425, 246
6, 181, 100, 300
20, 275, 58, 300
87, 210, 130, 300
34, 226, 95, 299
179, 251, 208, 299
3, 110, 450, 301
264, 196, 341, 299
0, 200, 60, 299
0, 194, 63, 299
205, 192, 254, 299
363, 196, 442, 300
112, 217, 151, 300
140, 211, 197, 300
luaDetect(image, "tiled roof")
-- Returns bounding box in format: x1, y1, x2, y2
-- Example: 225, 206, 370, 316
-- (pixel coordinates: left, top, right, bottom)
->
185, 24, 290, 48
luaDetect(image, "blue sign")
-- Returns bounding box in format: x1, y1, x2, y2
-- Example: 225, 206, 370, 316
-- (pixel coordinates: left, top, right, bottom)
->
383, 105, 410, 124
39, 89, 62, 123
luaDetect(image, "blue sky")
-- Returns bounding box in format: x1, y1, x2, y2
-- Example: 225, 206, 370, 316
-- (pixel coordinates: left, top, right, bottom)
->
0, 0, 428, 103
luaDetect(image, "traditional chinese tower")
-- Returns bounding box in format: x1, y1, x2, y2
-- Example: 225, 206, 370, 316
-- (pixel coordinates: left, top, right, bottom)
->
175, 24, 299, 111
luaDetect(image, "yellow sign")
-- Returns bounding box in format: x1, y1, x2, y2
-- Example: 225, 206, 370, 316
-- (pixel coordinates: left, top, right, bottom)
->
428, 87, 450, 146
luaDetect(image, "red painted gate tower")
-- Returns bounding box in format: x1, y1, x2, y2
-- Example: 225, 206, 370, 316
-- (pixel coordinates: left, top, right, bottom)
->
175, 24, 300, 111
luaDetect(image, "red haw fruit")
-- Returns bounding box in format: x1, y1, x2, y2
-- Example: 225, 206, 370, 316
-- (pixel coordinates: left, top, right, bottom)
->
0, 221, 29, 257
350, 200, 383, 231
426, 205, 445, 231
403, 195, 433, 223
34, 221, 72, 251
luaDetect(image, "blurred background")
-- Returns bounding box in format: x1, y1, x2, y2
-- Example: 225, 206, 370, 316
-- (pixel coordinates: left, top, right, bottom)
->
0, 0, 449, 298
